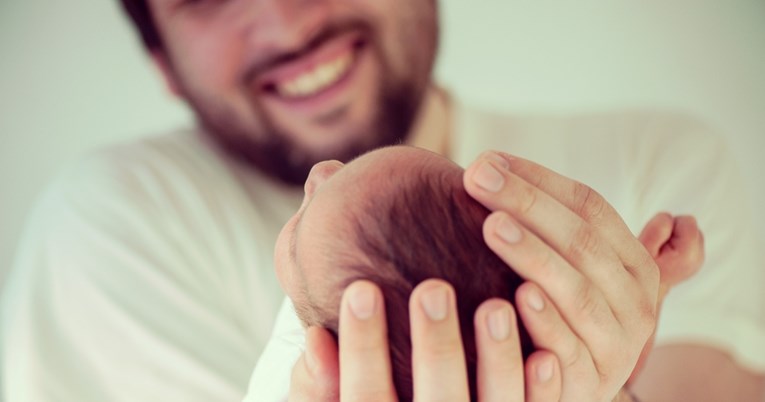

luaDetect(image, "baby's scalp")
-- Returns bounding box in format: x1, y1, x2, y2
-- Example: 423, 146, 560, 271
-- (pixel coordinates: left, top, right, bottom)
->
293, 146, 461, 324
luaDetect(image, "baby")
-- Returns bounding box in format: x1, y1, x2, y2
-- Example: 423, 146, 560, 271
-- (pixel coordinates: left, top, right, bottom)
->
273, 145, 702, 401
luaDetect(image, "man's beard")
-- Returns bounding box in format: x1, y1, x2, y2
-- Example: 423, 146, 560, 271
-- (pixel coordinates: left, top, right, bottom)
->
189, 79, 424, 187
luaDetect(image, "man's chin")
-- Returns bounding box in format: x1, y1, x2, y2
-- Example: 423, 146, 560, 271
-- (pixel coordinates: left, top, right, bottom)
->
208, 126, 405, 187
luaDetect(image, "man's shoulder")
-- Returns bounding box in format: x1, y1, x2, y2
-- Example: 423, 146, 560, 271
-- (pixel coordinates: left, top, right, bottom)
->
62, 129, 222, 183
461, 104, 717, 141
453, 103, 731, 223
33, 128, 298, 243
455, 104, 723, 165
48, 129, 235, 208
19, 130, 237, 241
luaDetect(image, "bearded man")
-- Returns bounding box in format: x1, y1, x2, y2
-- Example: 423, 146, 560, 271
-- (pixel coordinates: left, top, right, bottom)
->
1, 1, 763, 402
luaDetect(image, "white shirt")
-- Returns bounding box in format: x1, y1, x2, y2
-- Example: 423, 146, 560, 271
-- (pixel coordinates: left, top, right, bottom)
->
247, 105, 765, 401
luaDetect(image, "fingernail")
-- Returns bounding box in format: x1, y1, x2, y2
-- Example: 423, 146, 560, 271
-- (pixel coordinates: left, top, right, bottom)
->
487, 307, 511, 341
347, 283, 376, 320
474, 162, 505, 192
420, 286, 449, 321
527, 288, 545, 312
536, 360, 554, 382
496, 216, 522, 243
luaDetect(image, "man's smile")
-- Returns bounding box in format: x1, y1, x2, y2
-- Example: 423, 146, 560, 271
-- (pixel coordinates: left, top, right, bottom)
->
256, 30, 368, 118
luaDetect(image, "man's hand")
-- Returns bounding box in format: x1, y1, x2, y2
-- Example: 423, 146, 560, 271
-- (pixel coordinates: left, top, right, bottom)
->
463, 151, 661, 402
288, 280, 563, 402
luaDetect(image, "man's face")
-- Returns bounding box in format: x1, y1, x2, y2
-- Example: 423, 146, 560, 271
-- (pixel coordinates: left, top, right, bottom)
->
147, 0, 439, 184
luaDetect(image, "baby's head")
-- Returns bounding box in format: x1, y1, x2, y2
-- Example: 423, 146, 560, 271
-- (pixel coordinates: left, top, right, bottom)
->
274, 146, 532, 401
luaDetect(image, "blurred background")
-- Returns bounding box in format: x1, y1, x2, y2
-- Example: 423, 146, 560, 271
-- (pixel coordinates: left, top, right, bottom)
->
1, 0, 764, 288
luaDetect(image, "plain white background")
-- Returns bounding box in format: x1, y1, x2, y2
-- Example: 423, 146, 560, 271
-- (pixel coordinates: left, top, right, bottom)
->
1, 1, 764, 288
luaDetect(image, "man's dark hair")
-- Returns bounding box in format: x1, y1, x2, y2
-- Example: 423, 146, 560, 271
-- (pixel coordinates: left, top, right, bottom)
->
318, 167, 533, 402
119, 0, 163, 51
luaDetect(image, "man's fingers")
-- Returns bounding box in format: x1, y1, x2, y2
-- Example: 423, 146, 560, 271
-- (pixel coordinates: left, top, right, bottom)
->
474, 299, 525, 402
464, 156, 648, 314
482, 211, 625, 352
464, 151, 660, 402
495, 151, 643, 258
289, 326, 340, 402
524, 351, 562, 402
410, 279, 470, 402
638, 212, 675, 258
465, 151, 657, 288
339, 281, 397, 402
514, 282, 601, 399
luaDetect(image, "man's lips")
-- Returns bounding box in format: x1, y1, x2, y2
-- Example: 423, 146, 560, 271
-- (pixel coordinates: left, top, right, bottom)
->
257, 32, 366, 101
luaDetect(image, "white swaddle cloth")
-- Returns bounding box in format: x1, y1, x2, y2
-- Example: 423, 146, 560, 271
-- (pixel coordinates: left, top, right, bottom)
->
244, 299, 305, 402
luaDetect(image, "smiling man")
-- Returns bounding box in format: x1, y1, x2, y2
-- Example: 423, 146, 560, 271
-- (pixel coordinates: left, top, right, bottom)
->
140, 0, 437, 184
1, 1, 764, 402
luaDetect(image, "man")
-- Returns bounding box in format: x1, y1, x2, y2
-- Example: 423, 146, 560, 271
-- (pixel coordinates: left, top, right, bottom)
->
1, 1, 763, 401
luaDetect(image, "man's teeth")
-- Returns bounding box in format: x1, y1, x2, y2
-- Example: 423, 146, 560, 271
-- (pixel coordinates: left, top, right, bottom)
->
276, 53, 354, 98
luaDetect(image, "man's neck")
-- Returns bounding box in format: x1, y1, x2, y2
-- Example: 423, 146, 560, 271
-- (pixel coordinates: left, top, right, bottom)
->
406, 85, 453, 158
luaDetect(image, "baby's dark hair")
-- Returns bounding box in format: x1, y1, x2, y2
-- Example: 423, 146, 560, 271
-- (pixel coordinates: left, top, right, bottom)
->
320, 164, 533, 401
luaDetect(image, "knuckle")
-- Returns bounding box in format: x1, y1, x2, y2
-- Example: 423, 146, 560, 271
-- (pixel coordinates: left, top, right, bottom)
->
560, 341, 584, 370
598, 369, 613, 389
420, 335, 465, 362
636, 252, 661, 289
345, 388, 394, 402
573, 282, 603, 321
530, 249, 557, 279
347, 339, 384, 357
573, 183, 606, 220
535, 325, 572, 362
525, 166, 546, 188
634, 298, 657, 336
567, 224, 601, 262
515, 180, 540, 216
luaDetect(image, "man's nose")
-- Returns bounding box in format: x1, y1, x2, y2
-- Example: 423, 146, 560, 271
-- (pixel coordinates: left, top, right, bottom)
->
243, 0, 331, 57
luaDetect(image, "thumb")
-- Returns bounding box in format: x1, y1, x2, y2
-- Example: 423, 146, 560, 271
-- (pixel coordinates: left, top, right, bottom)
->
289, 326, 340, 402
